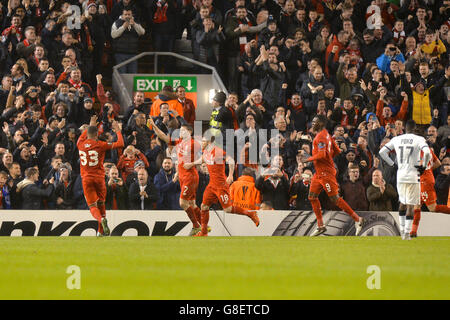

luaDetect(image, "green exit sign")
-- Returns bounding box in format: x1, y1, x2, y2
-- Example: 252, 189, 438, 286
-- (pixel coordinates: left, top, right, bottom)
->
134, 76, 197, 92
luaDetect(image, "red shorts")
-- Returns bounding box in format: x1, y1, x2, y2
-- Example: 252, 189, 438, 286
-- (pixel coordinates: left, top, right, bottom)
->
180, 175, 199, 201
310, 174, 339, 197
202, 183, 232, 209
82, 176, 106, 206
421, 181, 437, 206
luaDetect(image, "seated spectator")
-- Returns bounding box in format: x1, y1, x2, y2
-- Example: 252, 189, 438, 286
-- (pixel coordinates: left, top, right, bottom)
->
16, 167, 54, 209
153, 157, 180, 210
106, 166, 128, 210
128, 168, 158, 210
366, 169, 398, 211
230, 167, 261, 210
341, 164, 369, 211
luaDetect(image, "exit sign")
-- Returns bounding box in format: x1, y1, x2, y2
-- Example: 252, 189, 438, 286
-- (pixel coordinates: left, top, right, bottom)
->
134, 76, 197, 92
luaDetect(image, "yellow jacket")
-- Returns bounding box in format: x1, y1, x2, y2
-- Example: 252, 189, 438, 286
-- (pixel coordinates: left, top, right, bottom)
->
421, 40, 447, 56
412, 89, 432, 125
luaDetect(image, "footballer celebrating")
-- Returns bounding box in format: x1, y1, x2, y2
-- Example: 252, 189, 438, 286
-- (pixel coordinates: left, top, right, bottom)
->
189, 135, 260, 236
305, 115, 364, 236
77, 116, 124, 236
149, 117, 205, 236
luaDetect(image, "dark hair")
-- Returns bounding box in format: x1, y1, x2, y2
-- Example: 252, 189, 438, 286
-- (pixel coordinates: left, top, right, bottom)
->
25, 167, 38, 178
87, 126, 98, 137
405, 119, 416, 132
242, 167, 256, 178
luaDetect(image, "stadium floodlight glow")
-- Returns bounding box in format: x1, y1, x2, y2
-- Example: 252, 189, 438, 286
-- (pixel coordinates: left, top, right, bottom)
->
208, 89, 217, 103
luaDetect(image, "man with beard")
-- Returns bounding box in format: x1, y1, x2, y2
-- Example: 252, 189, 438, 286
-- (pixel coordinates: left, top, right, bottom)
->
153, 157, 181, 210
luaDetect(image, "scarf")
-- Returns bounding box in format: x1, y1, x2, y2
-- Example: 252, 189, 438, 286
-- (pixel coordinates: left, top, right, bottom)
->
0, 185, 11, 209
153, 1, 168, 24
392, 28, 405, 43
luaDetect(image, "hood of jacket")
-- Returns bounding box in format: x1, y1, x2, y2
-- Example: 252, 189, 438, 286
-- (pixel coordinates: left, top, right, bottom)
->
16, 178, 34, 192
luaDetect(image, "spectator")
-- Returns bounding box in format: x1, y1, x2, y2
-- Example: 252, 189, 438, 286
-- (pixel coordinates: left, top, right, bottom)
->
256, 155, 290, 210
366, 169, 398, 211
289, 164, 312, 210
105, 166, 128, 210
128, 167, 158, 210
435, 163, 450, 205
54, 163, 75, 209
176, 86, 196, 126
341, 164, 369, 211
117, 146, 149, 183
0, 171, 12, 209
16, 167, 54, 209
153, 157, 180, 210
230, 167, 261, 210
111, 9, 145, 73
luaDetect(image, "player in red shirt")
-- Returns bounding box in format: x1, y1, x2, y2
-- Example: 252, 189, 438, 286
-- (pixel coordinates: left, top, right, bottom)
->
77, 116, 124, 236
149, 117, 206, 235
188, 136, 259, 236
305, 115, 364, 236
411, 149, 450, 237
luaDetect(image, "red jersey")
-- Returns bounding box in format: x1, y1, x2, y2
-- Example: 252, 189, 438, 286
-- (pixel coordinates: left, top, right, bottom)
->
308, 129, 340, 176
117, 152, 149, 182
421, 149, 438, 185
77, 130, 124, 179
172, 137, 201, 182
203, 145, 227, 187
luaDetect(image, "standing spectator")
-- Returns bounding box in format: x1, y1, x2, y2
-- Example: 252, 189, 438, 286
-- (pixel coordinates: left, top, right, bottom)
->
150, 0, 177, 72
153, 157, 180, 210
105, 166, 128, 210
435, 163, 450, 205
111, 9, 145, 73
128, 167, 158, 210
0, 171, 12, 209
176, 86, 196, 126
256, 155, 290, 210
54, 163, 75, 209
195, 17, 225, 69
117, 146, 149, 183
366, 169, 398, 211
341, 164, 369, 211
16, 167, 54, 209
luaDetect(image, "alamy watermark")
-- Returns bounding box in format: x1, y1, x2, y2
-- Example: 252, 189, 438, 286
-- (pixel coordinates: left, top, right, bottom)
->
66, 265, 81, 290
366, 265, 381, 290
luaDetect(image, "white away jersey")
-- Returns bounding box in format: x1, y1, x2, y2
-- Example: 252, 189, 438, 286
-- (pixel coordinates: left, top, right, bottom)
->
383, 133, 430, 184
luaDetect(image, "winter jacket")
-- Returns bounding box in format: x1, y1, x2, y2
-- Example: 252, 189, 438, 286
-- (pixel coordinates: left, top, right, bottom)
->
153, 168, 181, 210
16, 178, 54, 209
366, 183, 398, 211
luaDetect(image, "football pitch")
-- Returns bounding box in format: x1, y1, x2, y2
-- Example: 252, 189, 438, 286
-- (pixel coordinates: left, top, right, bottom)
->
0, 237, 449, 300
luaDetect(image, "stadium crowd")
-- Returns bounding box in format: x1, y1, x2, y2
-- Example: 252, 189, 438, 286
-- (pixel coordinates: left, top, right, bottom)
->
0, 0, 449, 212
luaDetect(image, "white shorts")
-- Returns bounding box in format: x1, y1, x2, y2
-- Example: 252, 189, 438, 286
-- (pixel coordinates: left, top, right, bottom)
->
397, 183, 421, 205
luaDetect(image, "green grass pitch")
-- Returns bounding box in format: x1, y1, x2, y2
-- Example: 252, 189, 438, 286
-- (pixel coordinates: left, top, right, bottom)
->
0, 237, 449, 300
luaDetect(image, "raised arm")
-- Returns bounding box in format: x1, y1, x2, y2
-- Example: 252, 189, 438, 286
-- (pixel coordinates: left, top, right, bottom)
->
148, 117, 170, 144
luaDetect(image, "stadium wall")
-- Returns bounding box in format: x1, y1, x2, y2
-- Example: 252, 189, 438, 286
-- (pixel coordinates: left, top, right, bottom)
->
0, 210, 449, 236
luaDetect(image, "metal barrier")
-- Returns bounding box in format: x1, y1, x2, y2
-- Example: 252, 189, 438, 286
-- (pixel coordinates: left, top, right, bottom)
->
112, 52, 228, 115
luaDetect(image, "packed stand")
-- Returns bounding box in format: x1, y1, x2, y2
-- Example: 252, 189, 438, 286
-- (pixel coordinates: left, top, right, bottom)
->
0, 0, 449, 212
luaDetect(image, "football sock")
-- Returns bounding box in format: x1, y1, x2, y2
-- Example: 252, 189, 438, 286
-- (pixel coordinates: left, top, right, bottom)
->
231, 205, 252, 216
200, 210, 209, 234
435, 205, 450, 214
399, 210, 406, 234
336, 198, 360, 222
89, 207, 103, 233
193, 206, 202, 225
309, 198, 324, 227
411, 209, 421, 234
186, 206, 200, 228
89, 206, 102, 223
405, 216, 413, 235
98, 204, 106, 218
